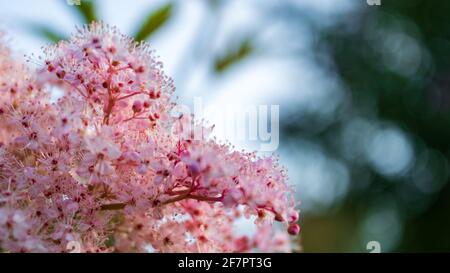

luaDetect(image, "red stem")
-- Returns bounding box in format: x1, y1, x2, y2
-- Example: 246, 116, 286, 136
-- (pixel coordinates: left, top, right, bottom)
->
100, 193, 222, 211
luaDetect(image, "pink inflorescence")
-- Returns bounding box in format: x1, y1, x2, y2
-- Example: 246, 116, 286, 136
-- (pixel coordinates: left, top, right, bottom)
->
0, 22, 300, 253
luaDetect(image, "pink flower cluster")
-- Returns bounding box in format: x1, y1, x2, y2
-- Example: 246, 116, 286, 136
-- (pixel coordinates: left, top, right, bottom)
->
0, 23, 300, 253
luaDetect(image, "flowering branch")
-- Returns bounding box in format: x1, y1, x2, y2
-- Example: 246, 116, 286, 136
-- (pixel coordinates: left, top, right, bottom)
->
0, 22, 300, 253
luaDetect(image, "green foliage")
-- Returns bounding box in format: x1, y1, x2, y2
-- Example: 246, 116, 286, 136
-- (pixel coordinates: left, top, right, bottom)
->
27, 0, 98, 43
29, 24, 66, 43
105, 234, 115, 248
71, 0, 97, 23
280, 0, 450, 252
214, 38, 254, 73
134, 3, 173, 42
36, 1, 174, 43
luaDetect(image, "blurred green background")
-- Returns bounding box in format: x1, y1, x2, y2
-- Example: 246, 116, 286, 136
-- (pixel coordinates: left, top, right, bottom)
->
2, 0, 450, 252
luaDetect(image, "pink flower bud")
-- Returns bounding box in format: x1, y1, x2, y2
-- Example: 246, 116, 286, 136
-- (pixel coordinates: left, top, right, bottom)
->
274, 214, 285, 222
287, 223, 301, 236
288, 210, 299, 223
132, 100, 143, 113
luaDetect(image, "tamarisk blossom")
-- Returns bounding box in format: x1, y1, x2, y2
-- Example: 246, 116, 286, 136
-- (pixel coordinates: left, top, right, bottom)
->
0, 22, 300, 253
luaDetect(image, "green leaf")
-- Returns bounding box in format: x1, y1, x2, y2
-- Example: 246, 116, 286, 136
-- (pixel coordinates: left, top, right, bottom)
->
105, 234, 115, 248
214, 38, 254, 73
66, 0, 97, 23
134, 3, 173, 42
30, 25, 66, 43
